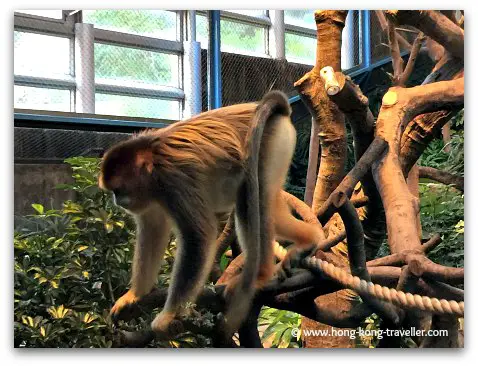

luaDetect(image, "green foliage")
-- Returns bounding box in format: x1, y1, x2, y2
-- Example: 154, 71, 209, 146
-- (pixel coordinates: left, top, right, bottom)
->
419, 126, 464, 269
419, 131, 464, 177
15, 157, 132, 347
13, 157, 202, 348
420, 184, 464, 269
258, 306, 302, 348
355, 313, 381, 348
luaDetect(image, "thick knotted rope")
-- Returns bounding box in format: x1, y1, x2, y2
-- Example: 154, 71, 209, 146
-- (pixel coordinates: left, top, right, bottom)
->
303, 256, 464, 317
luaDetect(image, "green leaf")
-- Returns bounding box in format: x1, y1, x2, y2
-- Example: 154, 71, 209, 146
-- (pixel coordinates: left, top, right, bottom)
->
31, 204, 44, 215
104, 222, 114, 233
114, 221, 125, 229
278, 328, 292, 348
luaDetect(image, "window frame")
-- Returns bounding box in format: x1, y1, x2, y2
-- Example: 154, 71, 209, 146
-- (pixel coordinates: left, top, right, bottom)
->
14, 10, 185, 121
14, 10, 402, 126
196, 10, 272, 58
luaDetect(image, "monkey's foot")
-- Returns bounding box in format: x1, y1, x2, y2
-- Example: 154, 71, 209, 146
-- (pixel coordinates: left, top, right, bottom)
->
151, 311, 184, 339
276, 245, 318, 281
222, 275, 240, 305
110, 290, 142, 325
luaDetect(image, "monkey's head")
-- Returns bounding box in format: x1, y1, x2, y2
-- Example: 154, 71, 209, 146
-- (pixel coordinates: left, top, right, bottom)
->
99, 137, 157, 214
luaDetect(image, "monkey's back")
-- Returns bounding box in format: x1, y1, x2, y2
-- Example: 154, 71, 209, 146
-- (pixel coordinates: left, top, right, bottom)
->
139, 103, 258, 181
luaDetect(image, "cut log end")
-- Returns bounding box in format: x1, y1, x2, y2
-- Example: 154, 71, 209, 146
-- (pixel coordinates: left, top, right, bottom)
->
320, 66, 341, 95
382, 91, 398, 106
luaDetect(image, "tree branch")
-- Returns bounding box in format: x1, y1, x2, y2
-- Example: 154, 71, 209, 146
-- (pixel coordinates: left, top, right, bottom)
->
419, 166, 464, 192
399, 32, 425, 86
387, 21, 404, 83
318, 66, 386, 259
399, 53, 463, 175
373, 78, 463, 253
374, 10, 412, 50
295, 10, 349, 214
385, 10, 464, 60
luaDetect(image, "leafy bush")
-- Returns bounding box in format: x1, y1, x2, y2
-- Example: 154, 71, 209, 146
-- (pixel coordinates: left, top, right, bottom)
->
13, 157, 197, 348
419, 126, 464, 269
258, 307, 302, 348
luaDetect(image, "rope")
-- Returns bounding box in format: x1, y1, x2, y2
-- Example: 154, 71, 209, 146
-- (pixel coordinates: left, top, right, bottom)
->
303, 256, 464, 317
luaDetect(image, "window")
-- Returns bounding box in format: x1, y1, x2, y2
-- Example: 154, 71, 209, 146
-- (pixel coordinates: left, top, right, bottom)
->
14, 31, 71, 77
341, 11, 361, 70
14, 11, 183, 120
284, 10, 316, 29
95, 93, 180, 120
83, 10, 178, 41
196, 14, 208, 47
14, 85, 71, 112
221, 19, 266, 54
285, 32, 316, 65
284, 10, 316, 65
94, 43, 179, 88
196, 12, 268, 55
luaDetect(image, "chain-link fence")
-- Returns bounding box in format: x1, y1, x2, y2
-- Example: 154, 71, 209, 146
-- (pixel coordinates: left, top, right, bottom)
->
14, 127, 130, 162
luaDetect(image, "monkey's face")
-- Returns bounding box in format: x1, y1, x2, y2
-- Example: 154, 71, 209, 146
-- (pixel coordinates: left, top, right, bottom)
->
99, 143, 156, 215
100, 171, 155, 214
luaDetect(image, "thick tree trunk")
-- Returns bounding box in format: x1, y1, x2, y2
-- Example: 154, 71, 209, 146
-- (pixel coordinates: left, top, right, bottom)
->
295, 10, 355, 348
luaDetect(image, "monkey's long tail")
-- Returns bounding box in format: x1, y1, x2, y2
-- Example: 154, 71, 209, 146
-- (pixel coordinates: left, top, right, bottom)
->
223, 90, 291, 336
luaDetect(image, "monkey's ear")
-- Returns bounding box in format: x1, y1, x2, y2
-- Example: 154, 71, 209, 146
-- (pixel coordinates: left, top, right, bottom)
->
135, 149, 154, 173
98, 173, 106, 190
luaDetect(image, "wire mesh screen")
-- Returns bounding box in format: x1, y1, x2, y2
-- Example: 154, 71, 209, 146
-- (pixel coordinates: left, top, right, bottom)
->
14, 127, 131, 162
221, 54, 310, 106
369, 10, 418, 64
341, 10, 361, 70
200, 51, 312, 109
199, 10, 362, 109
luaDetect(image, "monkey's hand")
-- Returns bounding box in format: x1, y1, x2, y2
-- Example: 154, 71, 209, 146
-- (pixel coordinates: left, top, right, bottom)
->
110, 290, 142, 325
151, 310, 184, 339
276, 245, 318, 281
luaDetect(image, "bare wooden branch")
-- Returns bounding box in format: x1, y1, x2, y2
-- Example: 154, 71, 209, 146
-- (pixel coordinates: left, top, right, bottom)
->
388, 21, 404, 82
317, 230, 347, 251
441, 10, 458, 24
386, 10, 464, 59
399, 32, 425, 86
400, 55, 464, 175
375, 10, 412, 50
419, 166, 464, 192
317, 66, 385, 259
421, 233, 443, 253
317, 137, 387, 224
373, 78, 463, 253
